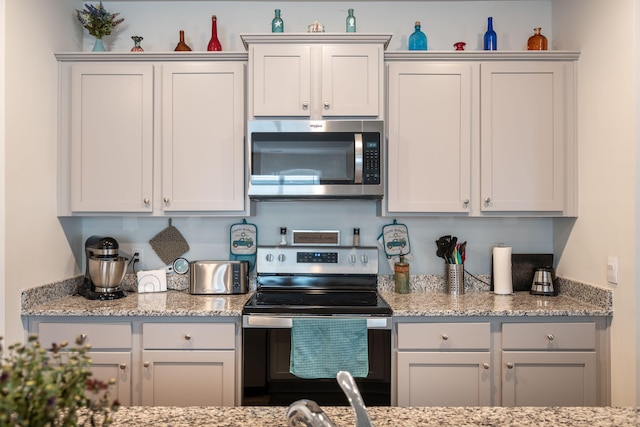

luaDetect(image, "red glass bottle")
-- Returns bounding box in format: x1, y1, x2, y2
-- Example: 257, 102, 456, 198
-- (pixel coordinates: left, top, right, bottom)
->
207, 15, 222, 51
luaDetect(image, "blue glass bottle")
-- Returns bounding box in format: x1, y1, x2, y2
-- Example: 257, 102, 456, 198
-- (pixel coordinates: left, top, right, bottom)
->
346, 8, 356, 33
408, 21, 427, 51
484, 17, 497, 50
272, 9, 283, 33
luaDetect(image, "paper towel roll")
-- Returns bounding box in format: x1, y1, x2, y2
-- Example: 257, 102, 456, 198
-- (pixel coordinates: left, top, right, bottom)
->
493, 246, 513, 295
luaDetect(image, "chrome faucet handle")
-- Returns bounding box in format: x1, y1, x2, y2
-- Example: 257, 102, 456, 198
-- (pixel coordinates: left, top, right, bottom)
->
337, 371, 374, 427
287, 399, 337, 427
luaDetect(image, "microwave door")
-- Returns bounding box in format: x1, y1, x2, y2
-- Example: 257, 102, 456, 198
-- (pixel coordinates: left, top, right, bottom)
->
354, 133, 363, 184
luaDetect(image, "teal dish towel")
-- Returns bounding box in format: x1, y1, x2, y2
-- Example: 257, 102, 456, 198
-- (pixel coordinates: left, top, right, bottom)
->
290, 318, 369, 379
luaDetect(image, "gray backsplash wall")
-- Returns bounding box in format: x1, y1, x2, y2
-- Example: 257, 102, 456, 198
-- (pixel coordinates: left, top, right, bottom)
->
77, 201, 553, 276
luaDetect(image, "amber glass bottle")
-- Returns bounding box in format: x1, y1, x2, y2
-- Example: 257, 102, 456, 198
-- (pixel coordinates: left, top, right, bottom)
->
527, 27, 548, 50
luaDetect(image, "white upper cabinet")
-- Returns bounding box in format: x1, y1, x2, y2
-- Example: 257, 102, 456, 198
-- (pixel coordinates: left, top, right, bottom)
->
161, 62, 245, 212
480, 61, 566, 212
387, 62, 473, 213
57, 53, 249, 216
243, 34, 391, 120
385, 52, 578, 217
66, 62, 154, 213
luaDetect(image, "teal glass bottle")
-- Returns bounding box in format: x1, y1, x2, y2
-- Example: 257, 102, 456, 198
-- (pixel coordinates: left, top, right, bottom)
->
346, 9, 356, 33
272, 9, 283, 33
484, 17, 497, 50
408, 21, 427, 50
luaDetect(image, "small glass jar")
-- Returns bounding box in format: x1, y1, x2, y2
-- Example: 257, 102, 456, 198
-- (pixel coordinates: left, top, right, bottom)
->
279, 227, 288, 246
527, 27, 548, 50
346, 9, 356, 33
131, 36, 144, 52
352, 228, 360, 247
394, 255, 410, 294
272, 9, 284, 33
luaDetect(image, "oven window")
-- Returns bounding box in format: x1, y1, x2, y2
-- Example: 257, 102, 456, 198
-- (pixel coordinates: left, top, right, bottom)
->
242, 328, 391, 406
251, 132, 355, 185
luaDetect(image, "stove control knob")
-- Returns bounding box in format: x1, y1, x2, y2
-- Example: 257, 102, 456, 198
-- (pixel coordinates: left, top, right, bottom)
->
277, 253, 286, 263
361, 254, 369, 264
350, 254, 357, 264
265, 254, 274, 262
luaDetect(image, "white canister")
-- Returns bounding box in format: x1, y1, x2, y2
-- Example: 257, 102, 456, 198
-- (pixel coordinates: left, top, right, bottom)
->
492, 246, 513, 295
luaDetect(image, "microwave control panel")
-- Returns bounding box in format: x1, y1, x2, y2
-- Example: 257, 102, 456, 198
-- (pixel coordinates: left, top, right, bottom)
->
363, 135, 381, 184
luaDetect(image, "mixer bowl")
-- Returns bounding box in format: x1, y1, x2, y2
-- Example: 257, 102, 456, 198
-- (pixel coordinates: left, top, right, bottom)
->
88, 257, 127, 289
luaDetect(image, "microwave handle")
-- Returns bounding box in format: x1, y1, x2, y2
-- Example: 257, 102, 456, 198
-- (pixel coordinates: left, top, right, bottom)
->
354, 133, 363, 184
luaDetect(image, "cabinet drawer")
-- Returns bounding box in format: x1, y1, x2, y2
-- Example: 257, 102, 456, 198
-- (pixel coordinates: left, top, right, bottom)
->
502, 322, 596, 350
38, 322, 132, 349
397, 323, 490, 350
143, 322, 235, 350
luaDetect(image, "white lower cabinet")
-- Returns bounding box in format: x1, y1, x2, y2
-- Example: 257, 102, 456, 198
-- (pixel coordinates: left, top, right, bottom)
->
37, 322, 134, 406
141, 322, 236, 406
31, 319, 238, 407
396, 322, 492, 406
501, 322, 597, 406
396, 319, 605, 407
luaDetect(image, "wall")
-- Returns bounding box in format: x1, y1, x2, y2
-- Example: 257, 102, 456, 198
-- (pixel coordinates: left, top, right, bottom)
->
0, 0, 5, 340
553, 0, 637, 406
3, 0, 82, 345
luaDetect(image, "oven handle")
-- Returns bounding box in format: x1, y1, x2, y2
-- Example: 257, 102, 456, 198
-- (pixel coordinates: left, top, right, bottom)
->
243, 315, 391, 329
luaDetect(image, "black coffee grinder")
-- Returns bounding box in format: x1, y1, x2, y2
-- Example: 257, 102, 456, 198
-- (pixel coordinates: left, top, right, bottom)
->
80, 236, 127, 300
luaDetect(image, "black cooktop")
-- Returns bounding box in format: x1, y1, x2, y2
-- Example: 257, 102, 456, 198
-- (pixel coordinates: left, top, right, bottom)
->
242, 290, 392, 316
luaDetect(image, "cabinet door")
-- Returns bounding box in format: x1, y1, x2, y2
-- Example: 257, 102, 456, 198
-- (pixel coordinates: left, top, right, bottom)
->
89, 351, 133, 406
162, 62, 245, 212
69, 63, 153, 212
480, 62, 565, 212
397, 352, 491, 406
141, 350, 235, 406
387, 62, 472, 213
501, 351, 596, 406
321, 45, 380, 117
251, 45, 311, 117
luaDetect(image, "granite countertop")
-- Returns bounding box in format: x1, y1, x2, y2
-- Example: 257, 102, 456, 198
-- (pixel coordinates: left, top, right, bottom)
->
95, 405, 639, 426
21, 275, 612, 318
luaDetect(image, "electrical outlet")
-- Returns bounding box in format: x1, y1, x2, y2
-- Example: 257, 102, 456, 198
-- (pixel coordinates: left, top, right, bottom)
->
132, 247, 143, 265
607, 256, 618, 284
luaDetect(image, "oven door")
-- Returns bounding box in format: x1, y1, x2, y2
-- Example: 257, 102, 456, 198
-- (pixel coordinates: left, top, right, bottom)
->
242, 315, 391, 406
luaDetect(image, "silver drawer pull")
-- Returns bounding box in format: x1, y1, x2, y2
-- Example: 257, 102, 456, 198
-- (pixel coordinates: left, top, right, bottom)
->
547, 334, 555, 341
119, 363, 127, 370
483, 363, 490, 370
79, 334, 88, 342
143, 361, 150, 368
441, 333, 449, 341
506, 362, 514, 369
184, 334, 191, 341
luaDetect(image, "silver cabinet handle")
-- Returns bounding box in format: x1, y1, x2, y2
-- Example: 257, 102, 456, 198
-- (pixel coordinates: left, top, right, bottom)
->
547, 334, 555, 341
143, 361, 150, 368
163, 197, 170, 204
324, 102, 330, 109
463, 199, 470, 205
302, 102, 309, 110
79, 334, 87, 342
485, 197, 491, 203
441, 333, 449, 340
119, 363, 127, 370
506, 362, 514, 369
184, 334, 191, 341
143, 198, 150, 205
483, 363, 490, 370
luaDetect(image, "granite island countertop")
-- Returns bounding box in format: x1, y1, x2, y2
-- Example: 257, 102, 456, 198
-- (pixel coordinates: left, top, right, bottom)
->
93, 405, 639, 426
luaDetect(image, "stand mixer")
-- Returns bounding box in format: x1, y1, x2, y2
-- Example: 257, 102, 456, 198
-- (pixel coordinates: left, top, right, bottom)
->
80, 236, 128, 300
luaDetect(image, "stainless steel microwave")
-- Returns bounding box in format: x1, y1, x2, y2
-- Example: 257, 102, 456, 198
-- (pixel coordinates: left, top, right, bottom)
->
247, 120, 384, 200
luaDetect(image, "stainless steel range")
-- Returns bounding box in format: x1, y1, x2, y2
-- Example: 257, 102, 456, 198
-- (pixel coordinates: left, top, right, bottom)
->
242, 245, 392, 406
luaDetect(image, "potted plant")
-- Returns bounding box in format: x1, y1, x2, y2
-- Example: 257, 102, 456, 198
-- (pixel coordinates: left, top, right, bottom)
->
0, 334, 119, 426
75, 1, 124, 52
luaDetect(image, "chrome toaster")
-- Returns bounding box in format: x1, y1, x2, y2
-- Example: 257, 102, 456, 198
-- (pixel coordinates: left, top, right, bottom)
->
189, 260, 249, 295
